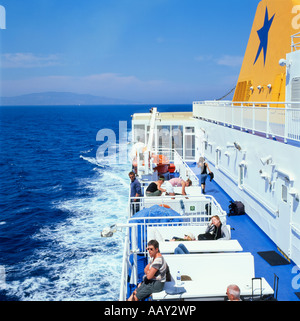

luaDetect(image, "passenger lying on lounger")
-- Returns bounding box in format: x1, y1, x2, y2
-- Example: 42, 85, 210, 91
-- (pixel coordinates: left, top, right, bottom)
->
174, 216, 230, 254
169, 233, 196, 242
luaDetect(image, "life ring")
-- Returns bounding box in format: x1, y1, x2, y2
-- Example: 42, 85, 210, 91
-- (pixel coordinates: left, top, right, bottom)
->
159, 204, 171, 209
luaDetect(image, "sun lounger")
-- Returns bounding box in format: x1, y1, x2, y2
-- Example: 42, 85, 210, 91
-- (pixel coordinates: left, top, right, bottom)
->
159, 239, 242, 253
152, 253, 274, 301
147, 225, 231, 242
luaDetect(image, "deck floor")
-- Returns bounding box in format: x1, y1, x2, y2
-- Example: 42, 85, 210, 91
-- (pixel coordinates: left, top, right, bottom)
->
187, 162, 300, 301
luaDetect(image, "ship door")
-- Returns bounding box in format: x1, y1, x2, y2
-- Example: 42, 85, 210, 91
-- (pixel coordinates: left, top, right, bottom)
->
276, 177, 292, 258
184, 127, 195, 161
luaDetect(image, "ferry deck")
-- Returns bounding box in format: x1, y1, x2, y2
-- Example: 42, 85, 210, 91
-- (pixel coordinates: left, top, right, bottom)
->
120, 160, 299, 301
188, 161, 300, 301
116, 0, 300, 301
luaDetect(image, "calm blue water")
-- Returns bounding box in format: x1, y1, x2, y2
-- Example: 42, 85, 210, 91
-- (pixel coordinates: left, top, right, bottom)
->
0, 104, 191, 301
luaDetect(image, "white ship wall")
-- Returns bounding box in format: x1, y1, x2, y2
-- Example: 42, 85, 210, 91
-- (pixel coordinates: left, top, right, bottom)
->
286, 50, 300, 103
195, 118, 300, 266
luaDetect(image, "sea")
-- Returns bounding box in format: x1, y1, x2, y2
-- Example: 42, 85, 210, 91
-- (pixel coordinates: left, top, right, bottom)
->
0, 104, 191, 301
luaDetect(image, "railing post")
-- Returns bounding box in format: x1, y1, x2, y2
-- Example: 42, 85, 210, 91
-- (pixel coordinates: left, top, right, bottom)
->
231, 102, 234, 128
252, 103, 255, 134
266, 103, 270, 138
241, 102, 243, 131
130, 225, 138, 285
284, 103, 289, 143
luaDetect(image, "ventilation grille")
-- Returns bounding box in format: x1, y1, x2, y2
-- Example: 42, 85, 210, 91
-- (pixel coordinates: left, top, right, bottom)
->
291, 77, 300, 104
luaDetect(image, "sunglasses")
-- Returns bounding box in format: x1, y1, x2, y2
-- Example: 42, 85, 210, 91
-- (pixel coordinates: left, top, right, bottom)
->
147, 247, 155, 251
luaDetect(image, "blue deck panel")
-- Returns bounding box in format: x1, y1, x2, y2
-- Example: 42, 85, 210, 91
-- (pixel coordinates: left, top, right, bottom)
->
187, 162, 300, 301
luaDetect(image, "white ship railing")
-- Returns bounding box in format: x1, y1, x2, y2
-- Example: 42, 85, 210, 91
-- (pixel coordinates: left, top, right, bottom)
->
119, 197, 227, 300
173, 149, 199, 185
128, 194, 226, 219
193, 101, 300, 143
119, 228, 131, 301
129, 212, 226, 252
291, 32, 300, 51
135, 148, 199, 186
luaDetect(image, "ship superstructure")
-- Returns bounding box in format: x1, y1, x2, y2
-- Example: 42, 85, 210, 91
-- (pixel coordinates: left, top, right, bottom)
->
103, 0, 300, 301
131, 0, 300, 268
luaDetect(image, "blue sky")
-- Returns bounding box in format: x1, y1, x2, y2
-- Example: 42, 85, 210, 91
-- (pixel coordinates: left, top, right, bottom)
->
0, 0, 260, 103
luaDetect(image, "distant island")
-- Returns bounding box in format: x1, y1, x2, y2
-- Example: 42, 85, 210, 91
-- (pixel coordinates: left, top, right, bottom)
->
0, 92, 139, 106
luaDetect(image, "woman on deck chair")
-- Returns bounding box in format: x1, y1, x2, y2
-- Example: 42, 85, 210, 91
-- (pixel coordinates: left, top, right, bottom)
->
174, 216, 230, 254
197, 215, 230, 240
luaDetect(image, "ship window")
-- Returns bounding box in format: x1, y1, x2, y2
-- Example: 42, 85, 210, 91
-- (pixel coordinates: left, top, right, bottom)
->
146, 126, 156, 150
134, 125, 146, 143
184, 127, 195, 160
171, 126, 183, 157
282, 185, 288, 203
184, 135, 195, 160
185, 127, 195, 133
157, 125, 171, 151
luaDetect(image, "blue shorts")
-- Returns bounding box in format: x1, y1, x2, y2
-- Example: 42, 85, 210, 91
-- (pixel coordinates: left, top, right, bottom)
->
200, 174, 208, 184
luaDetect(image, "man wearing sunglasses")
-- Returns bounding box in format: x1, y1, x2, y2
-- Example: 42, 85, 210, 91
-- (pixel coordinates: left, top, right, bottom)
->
127, 240, 168, 301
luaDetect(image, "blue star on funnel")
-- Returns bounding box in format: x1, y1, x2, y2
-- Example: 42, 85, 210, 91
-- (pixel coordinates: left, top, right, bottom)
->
253, 7, 275, 65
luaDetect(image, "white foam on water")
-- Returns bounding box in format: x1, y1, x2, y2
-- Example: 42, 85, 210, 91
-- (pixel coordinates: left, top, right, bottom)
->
5, 157, 131, 301
79, 155, 106, 168
80, 147, 94, 154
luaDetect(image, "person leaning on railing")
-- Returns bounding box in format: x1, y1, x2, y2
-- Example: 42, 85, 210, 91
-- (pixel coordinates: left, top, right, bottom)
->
129, 171, 142, 214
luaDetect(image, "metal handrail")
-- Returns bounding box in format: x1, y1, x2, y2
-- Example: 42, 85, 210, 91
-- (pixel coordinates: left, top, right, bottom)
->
193, 101, 299, 108
128, 193, 227, 219
193, 101, 300, 143
291, 32, 300, 51
119, 208, 227, 300
119, 229, 130, 301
